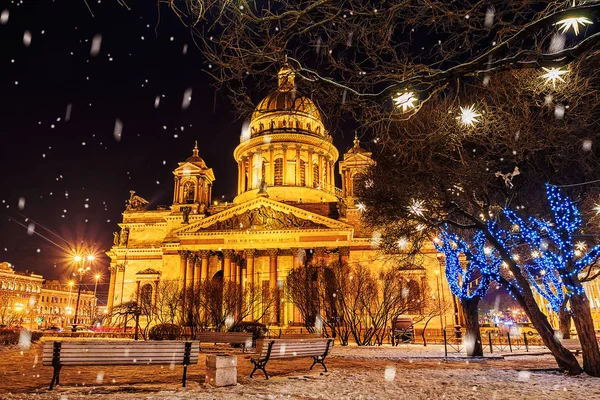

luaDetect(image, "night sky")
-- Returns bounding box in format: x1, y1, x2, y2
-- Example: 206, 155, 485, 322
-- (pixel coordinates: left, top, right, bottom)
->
0, 1, 354, 300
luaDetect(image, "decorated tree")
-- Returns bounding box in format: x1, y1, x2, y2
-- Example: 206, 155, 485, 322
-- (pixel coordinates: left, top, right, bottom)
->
502, 185, 600, 373
435, 229, 502, 357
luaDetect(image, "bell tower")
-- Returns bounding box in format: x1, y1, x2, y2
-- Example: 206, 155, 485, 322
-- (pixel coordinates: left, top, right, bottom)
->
339, 135, 375, 206
172, 141, 216, 213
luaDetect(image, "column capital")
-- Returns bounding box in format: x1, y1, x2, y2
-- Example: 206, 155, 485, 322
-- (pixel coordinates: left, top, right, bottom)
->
178, 250, 190, 257
245, 249, 257, 258
314, 247, 326, 257
295, 144, 302, 151
222, 249, 234, 258
339, 246, 350, 256
267, 248, 279, 258
198, 250, 211, 258
117, 264, 126, 272
108, 265, 117, 274
281, 144, 288, 151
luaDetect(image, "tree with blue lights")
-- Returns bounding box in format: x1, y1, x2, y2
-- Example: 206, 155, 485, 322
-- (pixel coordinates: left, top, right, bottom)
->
502, 185, 600, 375
435, 229, 502, 357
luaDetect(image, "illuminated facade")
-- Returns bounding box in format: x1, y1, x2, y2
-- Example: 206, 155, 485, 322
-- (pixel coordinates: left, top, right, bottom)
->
38, 280, 97, 329
106, 65, 453, 329
0, 262, 43, 328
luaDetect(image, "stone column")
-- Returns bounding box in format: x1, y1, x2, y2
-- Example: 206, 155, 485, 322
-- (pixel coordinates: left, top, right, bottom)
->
118, 264, 126, 305
339, 246, 350, 265
200, 250, 210, 282
313, 247, 326, 265
231, 257, 238, 284
307, 149, 314, 187
267, 249, 279, 325
178, 251, 188, 291
282, 145, 288, 185
269, 146, 275, 186
245, 249, 255, 287
194, 253, 201, 285
223, 250, 233, 282
247, 152, 254, 190
173, 176, 181, 204
291, 248, 303, 269
107, 265, 117, 311
295, 145, 301, 185
208, 183, 213, 204
237, 161, 242, 194
317, 153, 324, 187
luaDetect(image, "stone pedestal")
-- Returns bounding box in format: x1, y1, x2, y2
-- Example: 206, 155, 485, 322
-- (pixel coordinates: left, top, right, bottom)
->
206, 354, 237, 387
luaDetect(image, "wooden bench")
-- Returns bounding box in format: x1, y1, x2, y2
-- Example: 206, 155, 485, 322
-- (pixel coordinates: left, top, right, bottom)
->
196, 331, 253, 352
42, 340, 199, 390
278, 333, 323, 339
250, 338, 334, 379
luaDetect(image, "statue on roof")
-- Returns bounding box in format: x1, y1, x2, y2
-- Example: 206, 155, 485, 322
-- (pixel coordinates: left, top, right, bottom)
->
126, 190, 149, 211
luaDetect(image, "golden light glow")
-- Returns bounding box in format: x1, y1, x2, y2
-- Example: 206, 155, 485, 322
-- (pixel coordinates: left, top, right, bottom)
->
407, 198, 426, 217
392, 91, 418, 112
94, 274, 101, 281
73, 255, 82, 262
555, 16, 593, 35
356, 202, 367, 213
540, 67, 568, 87
68, 280, 74, 287
397, 237, 409, 250
575, 241, 587, 252
457, 104, 481, 127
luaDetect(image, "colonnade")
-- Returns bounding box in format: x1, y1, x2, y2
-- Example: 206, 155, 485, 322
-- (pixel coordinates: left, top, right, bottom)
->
237, 145, 336, 194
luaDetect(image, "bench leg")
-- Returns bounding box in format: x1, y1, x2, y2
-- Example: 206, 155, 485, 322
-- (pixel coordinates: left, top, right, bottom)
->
49, 365, 62, 390
310, 356, 328, 372
250, 360, 269, 380
182, 364, 188, 387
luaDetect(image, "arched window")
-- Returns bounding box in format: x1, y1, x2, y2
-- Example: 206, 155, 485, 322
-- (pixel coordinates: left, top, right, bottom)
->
183, 181, 195, 203
274, 158, 284, 186
140, 284, 153, 314
313, 163, 320, 188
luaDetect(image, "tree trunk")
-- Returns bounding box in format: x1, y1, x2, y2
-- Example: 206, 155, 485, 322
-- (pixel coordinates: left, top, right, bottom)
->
506, 281, 582, 375
558, 298, 571, 340
461, 297, 483, 357
564, 277, 600, 377
483, 229, 582, 375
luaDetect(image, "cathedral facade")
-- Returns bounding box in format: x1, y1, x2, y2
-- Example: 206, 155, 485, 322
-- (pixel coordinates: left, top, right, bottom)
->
106, 65, 452, 329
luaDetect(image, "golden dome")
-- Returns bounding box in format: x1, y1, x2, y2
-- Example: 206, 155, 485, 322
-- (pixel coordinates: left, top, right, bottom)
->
184, 141, 207, 168
249, 64, 326, 138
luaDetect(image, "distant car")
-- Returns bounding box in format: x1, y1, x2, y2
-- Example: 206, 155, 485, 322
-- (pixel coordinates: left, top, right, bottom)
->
498, 322, 538, 337
43, 326, 62, 333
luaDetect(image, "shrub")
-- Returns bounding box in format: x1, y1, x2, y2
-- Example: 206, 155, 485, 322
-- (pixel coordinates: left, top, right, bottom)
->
229, 321, 267, 346
148, 323, 182, 340
0, 328, 43, 346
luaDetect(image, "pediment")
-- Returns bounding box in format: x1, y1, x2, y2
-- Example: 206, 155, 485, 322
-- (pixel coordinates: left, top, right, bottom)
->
136, 268, 161, 275
176, 197, 351, 235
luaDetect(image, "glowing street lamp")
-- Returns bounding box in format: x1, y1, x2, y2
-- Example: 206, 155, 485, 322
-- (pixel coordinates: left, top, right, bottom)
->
92, 274, 101, 321
71, 253, 95, 332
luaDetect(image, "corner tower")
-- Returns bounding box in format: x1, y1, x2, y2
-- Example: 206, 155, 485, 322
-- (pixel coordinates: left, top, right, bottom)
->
233, 64, 339, 204
172, 141, 215, 213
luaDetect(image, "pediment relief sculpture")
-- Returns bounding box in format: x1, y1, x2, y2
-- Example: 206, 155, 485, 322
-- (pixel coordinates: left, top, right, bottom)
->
203, 205, 328, 231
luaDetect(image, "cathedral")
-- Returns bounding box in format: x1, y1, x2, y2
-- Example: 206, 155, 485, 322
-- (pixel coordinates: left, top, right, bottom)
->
106, 65, 451, 329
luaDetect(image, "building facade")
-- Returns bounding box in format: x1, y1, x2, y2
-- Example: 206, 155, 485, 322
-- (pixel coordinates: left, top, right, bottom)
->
0, 262, 43, 328
38, 280, 97, 329
106, 65, 454, 329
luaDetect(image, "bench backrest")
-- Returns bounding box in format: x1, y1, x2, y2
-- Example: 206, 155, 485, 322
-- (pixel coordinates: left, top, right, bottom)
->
196, 331, 253, 344
42, 340, 199, 366
279, 333, 322, 339
256, 338, 332, 360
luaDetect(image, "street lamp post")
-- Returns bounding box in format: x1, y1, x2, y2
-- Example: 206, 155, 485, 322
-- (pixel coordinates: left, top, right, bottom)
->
72, 254, 95, 332
92, 274, 100, 324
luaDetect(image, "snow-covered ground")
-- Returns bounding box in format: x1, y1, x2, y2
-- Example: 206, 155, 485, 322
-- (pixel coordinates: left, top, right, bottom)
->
1, 341, 599, 399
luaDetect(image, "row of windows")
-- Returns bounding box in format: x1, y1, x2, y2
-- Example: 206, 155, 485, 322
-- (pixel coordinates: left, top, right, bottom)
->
0, 281, 42, 292
257, 160, 324, 188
